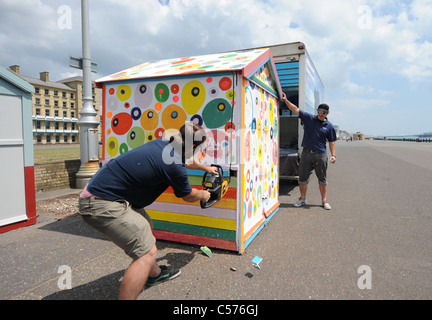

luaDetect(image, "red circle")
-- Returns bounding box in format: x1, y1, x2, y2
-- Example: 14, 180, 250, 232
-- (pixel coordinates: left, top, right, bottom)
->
155, 128, 165, 138
109, 88, 115, 95
111, 112, 133, 135
171, 84, 179, 94
225, 122, 235, 133
219, 77, 232, 91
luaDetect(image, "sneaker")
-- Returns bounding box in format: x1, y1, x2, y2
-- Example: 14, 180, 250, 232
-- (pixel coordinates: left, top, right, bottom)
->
146, 265, 181, 287
322, 200, 331, 210
294, 198, 307, 207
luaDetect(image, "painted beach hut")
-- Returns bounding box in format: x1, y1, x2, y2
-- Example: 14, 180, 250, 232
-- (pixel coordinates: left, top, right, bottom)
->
0, 66, 36, 233
95, 48, 282, 253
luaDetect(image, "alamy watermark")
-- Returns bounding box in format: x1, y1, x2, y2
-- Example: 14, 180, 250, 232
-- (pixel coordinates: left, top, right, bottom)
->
358, 5, 372, 30
57, 5, 72, 30
57, 265, 72, 290
357, 265, 372, 290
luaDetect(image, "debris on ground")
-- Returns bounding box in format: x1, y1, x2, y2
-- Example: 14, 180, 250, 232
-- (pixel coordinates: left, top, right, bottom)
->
36, 195, 79, 218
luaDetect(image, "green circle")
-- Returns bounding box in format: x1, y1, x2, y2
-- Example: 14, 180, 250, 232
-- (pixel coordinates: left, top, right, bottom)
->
202, 98, 232, 129
119, 143, 128, 155
127, 127, 145, 149
154, 83, 169, 103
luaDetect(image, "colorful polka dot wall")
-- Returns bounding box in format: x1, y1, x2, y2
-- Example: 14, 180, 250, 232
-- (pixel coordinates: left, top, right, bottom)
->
103, 75, 239, 165
242, 79, 279, 233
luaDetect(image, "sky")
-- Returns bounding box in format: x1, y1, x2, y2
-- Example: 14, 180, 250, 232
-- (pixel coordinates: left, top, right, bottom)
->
1, 0, 431, 136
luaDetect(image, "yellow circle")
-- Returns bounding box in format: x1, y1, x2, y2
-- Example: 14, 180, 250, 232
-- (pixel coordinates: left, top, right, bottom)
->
106, 136, 119, 157
226, 90, 236, 101
258, 144, 263, 164
117, 85, 132, 102
162, 104, 187, 130
181, 80, 206, 115
269, 99, 274, 126
140, 109, 159, 131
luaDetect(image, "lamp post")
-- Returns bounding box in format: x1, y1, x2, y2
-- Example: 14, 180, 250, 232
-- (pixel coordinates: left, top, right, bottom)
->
75, 0, 100, 189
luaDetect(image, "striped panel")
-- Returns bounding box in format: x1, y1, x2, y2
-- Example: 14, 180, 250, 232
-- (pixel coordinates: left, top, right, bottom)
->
276, 61, 299, 88
155, 192, 236, 209
147, 202, 236, 220
154, 230, 237, 251
155, 185, 237, 210
188, 175, 237, 188
147, 210, 236, 231
150, 174, 238, 250
153, 220, 236, 241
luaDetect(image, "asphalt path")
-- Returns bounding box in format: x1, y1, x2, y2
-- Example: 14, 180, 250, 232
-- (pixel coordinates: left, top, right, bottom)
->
2, 140, 431, 302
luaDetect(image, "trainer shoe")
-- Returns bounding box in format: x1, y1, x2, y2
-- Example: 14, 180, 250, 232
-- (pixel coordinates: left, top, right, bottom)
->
322, 200, 331, 210
146, 265, 181, 287
294, 198, 307, 207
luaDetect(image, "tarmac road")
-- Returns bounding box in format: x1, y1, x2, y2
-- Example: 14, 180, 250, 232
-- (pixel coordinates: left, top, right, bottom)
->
1, 140, 431, 301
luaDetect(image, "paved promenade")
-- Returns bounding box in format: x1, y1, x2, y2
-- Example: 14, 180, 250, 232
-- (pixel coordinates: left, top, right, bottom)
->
1, 140, 431, 301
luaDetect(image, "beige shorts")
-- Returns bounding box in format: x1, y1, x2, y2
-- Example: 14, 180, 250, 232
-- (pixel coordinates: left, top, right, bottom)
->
78, 197, 156, 260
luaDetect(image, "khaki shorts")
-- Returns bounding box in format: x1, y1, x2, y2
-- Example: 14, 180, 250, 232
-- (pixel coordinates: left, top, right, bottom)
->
78, 197, 156, 260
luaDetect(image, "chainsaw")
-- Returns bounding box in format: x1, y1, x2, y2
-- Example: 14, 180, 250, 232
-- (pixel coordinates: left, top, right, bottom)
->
200, 165, 229, 209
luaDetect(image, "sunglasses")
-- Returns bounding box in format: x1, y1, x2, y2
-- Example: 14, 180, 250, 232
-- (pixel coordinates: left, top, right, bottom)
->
317, 110, 328, 115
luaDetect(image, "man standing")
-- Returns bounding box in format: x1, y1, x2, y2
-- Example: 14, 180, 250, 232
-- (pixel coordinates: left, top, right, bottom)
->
281, 93, 337, 210
78, 123, 215, 299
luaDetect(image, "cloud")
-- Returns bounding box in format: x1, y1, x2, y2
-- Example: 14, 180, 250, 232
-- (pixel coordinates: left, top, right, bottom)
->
1, 0, 430, 135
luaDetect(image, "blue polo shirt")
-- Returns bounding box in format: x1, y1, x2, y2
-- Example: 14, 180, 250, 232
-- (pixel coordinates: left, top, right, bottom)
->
299, 110, 337, 153
87, 138, 192, 208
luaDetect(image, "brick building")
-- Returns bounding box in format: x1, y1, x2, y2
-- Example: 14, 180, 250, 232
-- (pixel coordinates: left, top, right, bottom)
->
8, 65, 101, 145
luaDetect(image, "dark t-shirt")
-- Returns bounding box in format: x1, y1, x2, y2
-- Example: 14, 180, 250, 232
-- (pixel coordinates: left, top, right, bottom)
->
87, 138, 192, 208
299, 110, 337, 153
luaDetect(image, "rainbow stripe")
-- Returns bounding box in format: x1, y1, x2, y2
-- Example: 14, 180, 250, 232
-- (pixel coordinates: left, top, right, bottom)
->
148, 176, 239, 251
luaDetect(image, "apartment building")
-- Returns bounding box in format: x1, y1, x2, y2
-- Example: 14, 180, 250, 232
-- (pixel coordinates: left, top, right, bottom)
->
8, 65, 101, 145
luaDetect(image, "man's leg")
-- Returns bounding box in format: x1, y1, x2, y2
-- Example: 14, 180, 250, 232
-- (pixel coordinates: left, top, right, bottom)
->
316, 153, 331, 209
119, 244, 161, 300
319, 184, 327, 202
299, 183, 308, 199
296, 152, 313, 206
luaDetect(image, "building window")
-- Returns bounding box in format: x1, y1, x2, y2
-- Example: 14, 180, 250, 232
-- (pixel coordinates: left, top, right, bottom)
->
63, 123, 68, 130
71, 112, 75, 118
72, 135, 76, 143
63, 102, 67, 108
63, 111, 67, 117
71, 102, 74, 108
64, 135, 68, 143
36, 108, 40, 115
71, 123, 76, 130
36, 121, 41, 129
55, 122, 59, 130
54, 90, 58, 96
45, 110, 50, 116
45, 99, 49, 106
35, 98, 40, 105
44, 89, 49, 95
56, 135, 60, 143
35, 87, 39, 94
46, 135, 51, 143
70, 93, 74, 99
54, 100, 58, 107
54, 110, 59, 117
62, 92, 66, 98
36, 135, 42, 143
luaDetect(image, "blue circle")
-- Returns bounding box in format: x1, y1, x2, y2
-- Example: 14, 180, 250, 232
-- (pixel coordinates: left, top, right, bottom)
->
131, 107, 141, 120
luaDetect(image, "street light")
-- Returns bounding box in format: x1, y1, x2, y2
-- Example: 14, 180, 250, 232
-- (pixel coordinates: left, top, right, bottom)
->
74, 0, 100, 189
